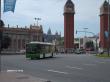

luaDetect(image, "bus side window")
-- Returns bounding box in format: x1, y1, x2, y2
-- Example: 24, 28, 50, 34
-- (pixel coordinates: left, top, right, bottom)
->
36, 44, 42, 53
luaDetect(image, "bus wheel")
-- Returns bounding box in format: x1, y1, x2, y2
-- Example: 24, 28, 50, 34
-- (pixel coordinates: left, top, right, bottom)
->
31, 57, 34, 60
43, 53, 45, 58
50, 53, 53, 58
31, 56, 36, 60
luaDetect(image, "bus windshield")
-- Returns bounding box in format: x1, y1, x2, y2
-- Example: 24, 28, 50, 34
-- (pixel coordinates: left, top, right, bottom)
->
26, 44, 42, 54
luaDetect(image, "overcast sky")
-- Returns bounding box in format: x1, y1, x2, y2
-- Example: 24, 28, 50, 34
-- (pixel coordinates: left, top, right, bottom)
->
1, 0, 105, 37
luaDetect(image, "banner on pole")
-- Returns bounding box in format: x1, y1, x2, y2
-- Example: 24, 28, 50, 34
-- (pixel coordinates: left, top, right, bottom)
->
104, 31, 108, 38
4, 0, 16, 12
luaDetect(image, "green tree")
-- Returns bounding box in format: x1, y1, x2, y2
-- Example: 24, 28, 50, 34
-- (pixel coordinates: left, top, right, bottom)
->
1, 35, 11, 49
58, 37, 64, 46
85, 41, 94, 50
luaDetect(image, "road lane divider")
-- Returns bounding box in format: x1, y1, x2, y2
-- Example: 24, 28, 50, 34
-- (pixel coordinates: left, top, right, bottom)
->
66, 66, 83, 70
84, 64, 96, 66
7, 69, 24, 72
48, 69, 69, 74
95, 61, 106, 64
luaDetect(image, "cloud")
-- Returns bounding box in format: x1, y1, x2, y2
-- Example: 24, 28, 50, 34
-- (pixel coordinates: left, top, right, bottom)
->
1, 0, 105, 36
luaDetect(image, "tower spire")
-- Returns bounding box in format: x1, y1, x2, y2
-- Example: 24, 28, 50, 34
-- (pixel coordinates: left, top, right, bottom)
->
47, 27, 52, 35
64, 0, 75, 14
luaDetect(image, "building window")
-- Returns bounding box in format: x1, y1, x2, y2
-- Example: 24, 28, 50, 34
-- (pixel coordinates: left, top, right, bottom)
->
22, 39, 25, 49
13, 39, 16, 50
33, 35, 37, 41
18, 39, 21, 49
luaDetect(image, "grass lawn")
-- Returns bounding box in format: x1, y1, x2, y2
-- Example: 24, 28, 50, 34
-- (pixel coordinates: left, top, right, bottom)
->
96, 54, 110, 58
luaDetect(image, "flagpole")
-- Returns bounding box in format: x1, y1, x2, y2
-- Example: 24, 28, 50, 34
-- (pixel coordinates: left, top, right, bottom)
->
108, 0, 110, 56
0, 0, 1, 19
0, 0, 1, 72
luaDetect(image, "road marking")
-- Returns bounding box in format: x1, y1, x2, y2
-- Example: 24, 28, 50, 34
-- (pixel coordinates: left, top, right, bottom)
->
66, 66, 83, 70
84, 64, 96, 66
95, 61, 106, 64
48, 69, 68, 74
7, 69, 24, 72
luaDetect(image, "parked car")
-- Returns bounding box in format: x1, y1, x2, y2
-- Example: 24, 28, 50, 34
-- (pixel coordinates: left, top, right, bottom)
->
75, 49, 81, 54
86, 48, 94, 51
80, 49, 86, 54
74, 49, 85, 54
20, 50, 26, 53
98, 48, 104, 54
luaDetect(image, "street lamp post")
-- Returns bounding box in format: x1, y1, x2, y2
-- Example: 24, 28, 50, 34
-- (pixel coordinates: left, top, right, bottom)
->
76, 30, 98, 54
83, 28, 88, 49
34, 18, 41, 26
107, 0, 110, 56
83, 28, 88, 37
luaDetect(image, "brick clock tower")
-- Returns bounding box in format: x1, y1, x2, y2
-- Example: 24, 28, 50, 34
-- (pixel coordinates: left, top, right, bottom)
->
100, 0, 110, 49
64, 0, 75, 51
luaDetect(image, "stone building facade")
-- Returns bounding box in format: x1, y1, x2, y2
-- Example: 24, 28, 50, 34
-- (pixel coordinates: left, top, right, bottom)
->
3, 25, 43, 52
43, 28, 61, 43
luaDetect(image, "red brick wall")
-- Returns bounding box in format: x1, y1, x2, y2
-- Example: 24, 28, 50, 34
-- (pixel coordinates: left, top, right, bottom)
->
64, 13, 74, 49
100, 14, 108, 49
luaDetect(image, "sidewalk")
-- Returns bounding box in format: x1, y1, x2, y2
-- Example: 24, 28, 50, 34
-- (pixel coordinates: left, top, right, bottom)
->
0, 72, 50, 82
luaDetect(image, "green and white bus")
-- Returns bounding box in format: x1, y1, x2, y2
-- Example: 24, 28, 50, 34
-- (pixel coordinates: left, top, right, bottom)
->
26, 41, 55, 59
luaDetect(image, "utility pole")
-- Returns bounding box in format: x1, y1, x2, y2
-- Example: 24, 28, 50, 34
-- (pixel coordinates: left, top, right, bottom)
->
0, 0, 1, 20
83, 28, 88, 49
108, 0, 110, 56
83, 28, 88, 37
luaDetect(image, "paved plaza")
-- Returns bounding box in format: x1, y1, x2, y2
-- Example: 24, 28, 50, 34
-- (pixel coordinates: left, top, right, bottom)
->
1, 54, 110, 82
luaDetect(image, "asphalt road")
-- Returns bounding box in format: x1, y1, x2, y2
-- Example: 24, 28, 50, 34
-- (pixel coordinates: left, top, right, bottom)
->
1, 54, 110, 82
